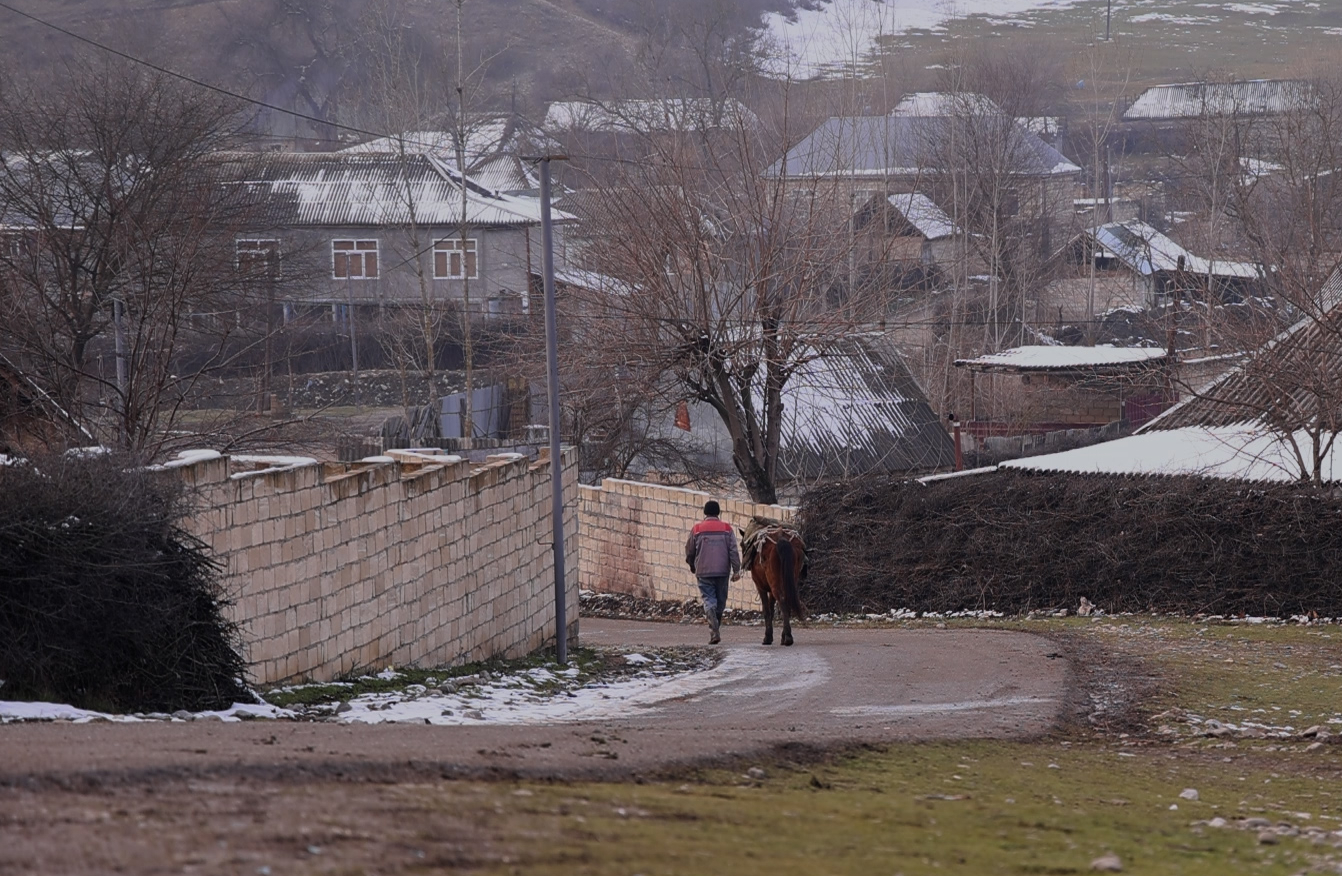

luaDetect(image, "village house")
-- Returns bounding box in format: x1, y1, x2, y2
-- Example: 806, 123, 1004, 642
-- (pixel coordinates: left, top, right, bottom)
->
1052, 217, 1261, 319
339, 117, 540, 197
954, 345, 1173, 439
221, 151, 570, 320
1122, 79, 1310, 126
765, 92, 1081, 248
987, 268, 1342, 482
656, 333, 956, 495
851, 191, 964, 277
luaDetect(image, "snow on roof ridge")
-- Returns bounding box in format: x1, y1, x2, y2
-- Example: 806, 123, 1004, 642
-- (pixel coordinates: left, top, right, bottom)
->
956, 345, 1167, 370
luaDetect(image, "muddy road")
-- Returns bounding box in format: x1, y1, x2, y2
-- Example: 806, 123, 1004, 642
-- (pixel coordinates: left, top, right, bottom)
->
0, 620, 1069, 874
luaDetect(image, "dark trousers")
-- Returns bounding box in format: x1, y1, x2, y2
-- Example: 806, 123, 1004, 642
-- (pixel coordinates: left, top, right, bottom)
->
697, 576, 729, 621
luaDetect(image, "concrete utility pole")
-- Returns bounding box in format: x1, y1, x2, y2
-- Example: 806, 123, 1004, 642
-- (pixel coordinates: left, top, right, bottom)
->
1105, 0, 1112, 41
535, 154, 569, 664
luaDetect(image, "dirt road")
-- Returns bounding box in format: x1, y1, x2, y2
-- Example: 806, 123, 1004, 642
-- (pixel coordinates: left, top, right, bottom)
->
0, 620, 1069, 874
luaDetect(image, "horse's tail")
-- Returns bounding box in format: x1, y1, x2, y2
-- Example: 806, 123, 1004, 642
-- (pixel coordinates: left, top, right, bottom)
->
776, 539, 806, 621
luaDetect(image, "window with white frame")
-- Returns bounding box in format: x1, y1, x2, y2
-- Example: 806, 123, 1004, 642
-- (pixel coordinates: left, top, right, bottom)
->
332, 239, 379, 279
433, 237, 477, 279
236, 238, 280, 278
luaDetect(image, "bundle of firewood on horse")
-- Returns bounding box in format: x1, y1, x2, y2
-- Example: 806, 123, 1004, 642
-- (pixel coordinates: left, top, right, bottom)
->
739, 516, 808, 646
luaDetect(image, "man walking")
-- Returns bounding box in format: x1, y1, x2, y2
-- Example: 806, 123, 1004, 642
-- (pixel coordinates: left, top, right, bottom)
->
685, 500, 741, 645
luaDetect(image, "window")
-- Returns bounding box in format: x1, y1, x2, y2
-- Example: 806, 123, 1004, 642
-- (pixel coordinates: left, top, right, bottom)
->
333, 239, 379, 279
433, 237, 477, 279
236, 238, 280, 278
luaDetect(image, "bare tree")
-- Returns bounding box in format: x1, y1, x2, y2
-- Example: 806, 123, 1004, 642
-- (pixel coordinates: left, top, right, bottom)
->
1157, 76, 1342, 483
555, 93, 895, 503
0, 58, 255, 457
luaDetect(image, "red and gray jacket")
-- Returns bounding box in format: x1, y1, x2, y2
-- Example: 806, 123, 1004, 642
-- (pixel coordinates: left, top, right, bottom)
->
686, 517, 741, 578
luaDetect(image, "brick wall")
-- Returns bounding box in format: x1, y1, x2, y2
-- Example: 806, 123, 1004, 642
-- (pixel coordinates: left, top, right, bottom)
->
577, 479, 795, 610
171, 448, 578, 685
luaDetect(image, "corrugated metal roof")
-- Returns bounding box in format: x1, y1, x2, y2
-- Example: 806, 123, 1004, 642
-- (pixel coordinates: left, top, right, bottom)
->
1088, 219, 1261, 279
1144, 266, 1342, 431
1124, 79, 1310, 121
339, 121, 537, 194
1003, 425, 1342, 484
221, 152, 563, 228
768, 95, 1079, 179
956, 345, 1168, 372
777, 333, 956, 480
887, 192, 958, 240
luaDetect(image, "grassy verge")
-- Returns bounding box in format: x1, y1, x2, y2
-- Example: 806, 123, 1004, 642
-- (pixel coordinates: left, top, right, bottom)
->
436, 617, 1342, 875
258, 646, 708, 710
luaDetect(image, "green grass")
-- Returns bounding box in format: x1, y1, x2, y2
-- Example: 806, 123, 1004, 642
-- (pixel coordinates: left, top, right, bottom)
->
408, 617, 1342, 875
464, 742, 1341, 875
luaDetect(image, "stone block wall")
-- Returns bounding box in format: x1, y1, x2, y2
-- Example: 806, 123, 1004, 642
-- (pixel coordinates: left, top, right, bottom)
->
172, 448, 578, 685
577, 479, 795, 610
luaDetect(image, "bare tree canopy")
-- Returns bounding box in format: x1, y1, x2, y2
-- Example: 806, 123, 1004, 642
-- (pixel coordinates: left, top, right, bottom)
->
0, 57, 256, 457
555, 96, 899, 503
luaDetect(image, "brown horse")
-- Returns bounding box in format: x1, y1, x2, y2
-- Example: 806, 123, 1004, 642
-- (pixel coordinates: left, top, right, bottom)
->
742, 521, 807, 646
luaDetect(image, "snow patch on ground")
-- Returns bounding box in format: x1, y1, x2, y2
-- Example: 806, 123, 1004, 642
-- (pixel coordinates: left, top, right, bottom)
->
0, 700, 295, 724
760, 0, 1081, 77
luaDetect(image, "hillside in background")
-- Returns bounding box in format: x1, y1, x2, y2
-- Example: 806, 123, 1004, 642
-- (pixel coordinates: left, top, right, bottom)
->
0, 0, 790, 141
3, 0, 1341, 144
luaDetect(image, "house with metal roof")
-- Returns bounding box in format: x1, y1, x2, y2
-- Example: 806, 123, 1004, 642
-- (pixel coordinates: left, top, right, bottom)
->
1123, 79, 1310, 122
339, 118, 540, 197
1078, 219, 1264, 308
767, 91, 1081, 243
955, 344, 1173, 438
223, 151, 570, 317
983, 268, 1342, 484
640, 333, 955, 492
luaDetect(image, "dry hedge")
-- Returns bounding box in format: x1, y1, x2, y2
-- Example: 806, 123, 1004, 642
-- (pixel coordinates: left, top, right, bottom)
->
798, 471, 1342, 617
0, 454, 251, 712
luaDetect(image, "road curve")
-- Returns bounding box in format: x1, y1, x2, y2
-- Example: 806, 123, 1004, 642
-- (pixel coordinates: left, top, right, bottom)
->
0, 619, 1069, 784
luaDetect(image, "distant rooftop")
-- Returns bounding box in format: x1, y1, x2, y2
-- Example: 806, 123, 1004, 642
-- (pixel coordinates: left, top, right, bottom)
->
1002, 425, 1342, 484
768, 92, 1080, 179
886, 193, 958, 240
956, 345, 1167, 372
1123, 79, 1310, 121
1086, 219, 1261, 280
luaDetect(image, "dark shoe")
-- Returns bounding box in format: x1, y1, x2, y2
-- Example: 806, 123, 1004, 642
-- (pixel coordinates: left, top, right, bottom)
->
709, 628, 721, 645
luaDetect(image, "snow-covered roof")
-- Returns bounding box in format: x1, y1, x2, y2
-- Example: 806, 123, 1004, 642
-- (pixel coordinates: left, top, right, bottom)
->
543, 98, 758, 134
549, 265, 635, 295
223, 152, 568, 228
778, 334, 955, 479
770, 93, 1079, 179
1123, 79, 1310, 121
340, 119, 514, 160
1087, 219, 1261, 279
956, 345, 1168, 371
339, 122, 538, 195
1002, 425, 1342, 484
1145, 265, 1342, 432
887, 193, 958, 240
